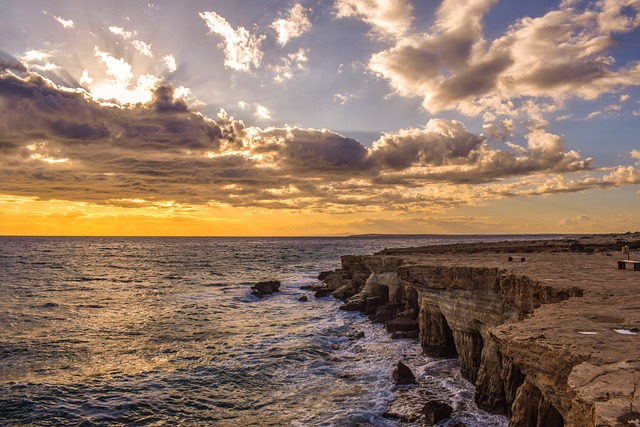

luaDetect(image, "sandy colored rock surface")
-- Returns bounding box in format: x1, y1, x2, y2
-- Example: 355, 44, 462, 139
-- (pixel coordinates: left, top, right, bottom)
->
376, 234, 640, 426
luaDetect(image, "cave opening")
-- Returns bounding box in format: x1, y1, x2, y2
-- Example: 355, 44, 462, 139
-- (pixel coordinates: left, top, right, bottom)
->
420, 311, 457, 358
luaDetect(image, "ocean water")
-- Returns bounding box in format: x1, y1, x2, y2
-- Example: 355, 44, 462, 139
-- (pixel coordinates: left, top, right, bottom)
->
0, 236, 539, 426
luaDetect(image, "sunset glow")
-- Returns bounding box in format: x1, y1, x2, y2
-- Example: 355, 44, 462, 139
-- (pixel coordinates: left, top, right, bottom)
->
1, 0, 639, 235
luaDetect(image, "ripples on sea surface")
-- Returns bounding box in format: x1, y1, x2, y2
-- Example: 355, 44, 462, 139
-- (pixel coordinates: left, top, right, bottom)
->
0, 236, 543, 426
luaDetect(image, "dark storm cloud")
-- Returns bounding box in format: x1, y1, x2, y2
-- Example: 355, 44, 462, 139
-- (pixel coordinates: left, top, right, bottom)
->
0, 60, 27, 73
255, 128, 370, 173
50, 120, 111, 140
151, 84, 189, 113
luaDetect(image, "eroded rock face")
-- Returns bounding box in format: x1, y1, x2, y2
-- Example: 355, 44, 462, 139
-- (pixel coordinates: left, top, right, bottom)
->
325, 254, 588, 426
509, 377, 564, 427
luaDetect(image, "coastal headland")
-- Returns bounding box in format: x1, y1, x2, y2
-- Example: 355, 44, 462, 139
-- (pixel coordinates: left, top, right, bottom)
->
317, 233, 640, 426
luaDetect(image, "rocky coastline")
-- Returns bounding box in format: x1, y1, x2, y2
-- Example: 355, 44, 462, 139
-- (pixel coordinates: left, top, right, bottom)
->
312, 233, 640, 427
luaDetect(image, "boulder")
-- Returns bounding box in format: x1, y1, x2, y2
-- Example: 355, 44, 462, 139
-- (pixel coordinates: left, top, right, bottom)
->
363, 295, 387, 314
396, 307, 418, 319
314, 288, 332, 298
298, 295, 308, 302
392, 361, 416, 385
348, 331, 365, 340
251, 280, 281, 298
391, 330, 419, 340
317, 271, 333, 281
385, 318, 419, 333
422, 400, 453, 425
331, 282, 357, 301
369, 306, 394, 323
339, 293, 366, 311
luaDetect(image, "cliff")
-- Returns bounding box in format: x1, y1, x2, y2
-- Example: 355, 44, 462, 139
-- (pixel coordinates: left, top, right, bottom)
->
317, 234, 640, 427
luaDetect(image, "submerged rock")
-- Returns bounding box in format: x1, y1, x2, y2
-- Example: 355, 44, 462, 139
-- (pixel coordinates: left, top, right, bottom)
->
392, 361, 416, 385
251, 280, 281, 298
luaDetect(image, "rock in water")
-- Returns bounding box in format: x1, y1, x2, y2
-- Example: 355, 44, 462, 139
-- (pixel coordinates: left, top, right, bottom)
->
392, 361, 416, 385
348, 331, 365, 340
422, 400, 453, 426
317, 271, 333, 281
251, 280, 281, 298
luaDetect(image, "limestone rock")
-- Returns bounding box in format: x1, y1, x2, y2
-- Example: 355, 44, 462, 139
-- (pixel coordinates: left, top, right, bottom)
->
385, 318, 419, 334
391, 330, 419, 340
421, 400, 453, 425
331, 282, 357, 301
348, 331, 365, 340
392, 361, 416, 385
339, 293, 366, 311
314, 288, 332, 298
317, 270, 333, 281
319, 234, 640, 426
251, 280, 281, 298
369, 305, 394, 323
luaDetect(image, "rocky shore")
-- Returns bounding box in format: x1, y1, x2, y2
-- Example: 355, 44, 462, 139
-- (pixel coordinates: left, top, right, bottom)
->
314, 233, 640, 427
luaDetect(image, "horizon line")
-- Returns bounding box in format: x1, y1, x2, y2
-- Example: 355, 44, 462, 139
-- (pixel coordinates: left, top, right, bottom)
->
0, 232, 600, 239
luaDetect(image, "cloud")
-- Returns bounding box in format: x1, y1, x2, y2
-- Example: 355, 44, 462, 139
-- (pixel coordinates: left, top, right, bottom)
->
90, 48, 159, 104
0, 60, 26, 72
0, 68, 635, 216
79, 70, 93, 85
18, 49, 66, 76
334, 0, 413, 37
109, 26, 134, 40
0, 51, 27, 73
53, 15, 75, 29
368, 0, 640, 117
132, 40, 153, 57
42, 11, 75, 29
151, 84, 189, 113
334, 92, 355, 104
255, 105, 272, 120
163, 54, 177, 72
21, 50, 53, 63
271, 3, 312, 46
482, 119, 514, 142
558, 215, 596, 228
369, 121, 590, 184
200, 11, 266, 72
269, 48, 309, 82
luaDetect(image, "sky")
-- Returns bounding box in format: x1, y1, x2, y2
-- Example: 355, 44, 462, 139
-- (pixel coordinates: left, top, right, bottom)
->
0, 0, 639, 236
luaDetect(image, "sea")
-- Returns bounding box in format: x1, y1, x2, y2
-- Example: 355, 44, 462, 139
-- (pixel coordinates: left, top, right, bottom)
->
0, 235, 551, 426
